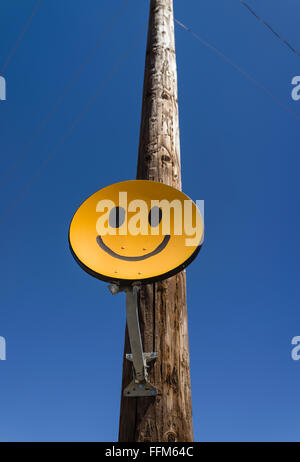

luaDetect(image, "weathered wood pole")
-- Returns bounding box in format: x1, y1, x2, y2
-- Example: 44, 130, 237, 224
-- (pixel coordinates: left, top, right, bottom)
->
118, 0, 193, 442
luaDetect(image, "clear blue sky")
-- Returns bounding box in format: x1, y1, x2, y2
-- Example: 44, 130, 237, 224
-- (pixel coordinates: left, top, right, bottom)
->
0, 0, 299, 442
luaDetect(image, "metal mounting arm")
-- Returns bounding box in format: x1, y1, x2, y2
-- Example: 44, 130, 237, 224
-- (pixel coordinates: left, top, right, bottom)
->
108, 283, 158, 397
125, 285, 147, 382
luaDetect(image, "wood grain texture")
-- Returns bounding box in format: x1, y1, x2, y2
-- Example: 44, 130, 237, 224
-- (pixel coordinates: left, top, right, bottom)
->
118, 0, 193, 442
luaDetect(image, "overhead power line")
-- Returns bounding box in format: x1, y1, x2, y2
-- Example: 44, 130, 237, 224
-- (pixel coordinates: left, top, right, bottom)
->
174, 18, 300, 123
0, 25, 146, 226
0, 0, 130, 190
240, 1, 300, 58
1, 0, 42, 74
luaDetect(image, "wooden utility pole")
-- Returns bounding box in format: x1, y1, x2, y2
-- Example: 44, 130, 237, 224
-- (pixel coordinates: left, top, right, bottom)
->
118, 0, 193, 442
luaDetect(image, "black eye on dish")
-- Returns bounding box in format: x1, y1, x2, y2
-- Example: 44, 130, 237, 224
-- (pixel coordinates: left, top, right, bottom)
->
109, 206, 126, 228
148, 206, 162, 227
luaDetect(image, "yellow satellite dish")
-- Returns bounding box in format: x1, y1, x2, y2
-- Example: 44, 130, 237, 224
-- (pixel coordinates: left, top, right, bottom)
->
69, 180, 204, 284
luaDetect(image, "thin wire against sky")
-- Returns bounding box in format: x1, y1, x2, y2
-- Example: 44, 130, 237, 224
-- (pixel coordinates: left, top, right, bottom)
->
1, 0, 42, 74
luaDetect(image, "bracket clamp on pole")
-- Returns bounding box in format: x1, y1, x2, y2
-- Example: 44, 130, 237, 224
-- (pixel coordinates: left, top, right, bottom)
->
108, 283, 158, 397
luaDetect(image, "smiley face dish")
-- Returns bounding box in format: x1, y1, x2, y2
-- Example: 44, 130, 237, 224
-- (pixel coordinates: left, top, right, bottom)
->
69, 180, 204, 284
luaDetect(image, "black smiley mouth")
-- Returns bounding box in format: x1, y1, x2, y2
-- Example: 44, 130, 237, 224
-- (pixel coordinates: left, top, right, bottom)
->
96, 235, 170, 261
